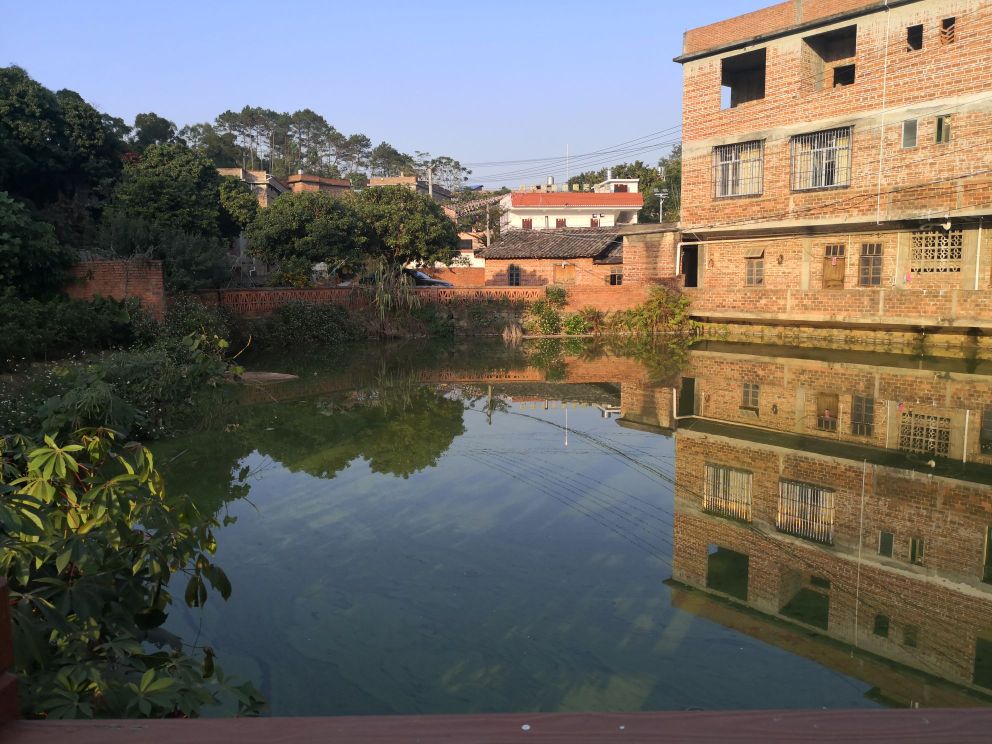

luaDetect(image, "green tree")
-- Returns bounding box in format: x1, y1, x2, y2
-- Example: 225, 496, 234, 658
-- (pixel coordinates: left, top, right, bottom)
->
0, 192, 76, 297
245, 190, 366, 267
1, 428, 263, 718
131, 112, 176, 151
177, 123, 241, 168
108, 143, 231, 239
353, 186, 458, 269
218, 176, 258, 236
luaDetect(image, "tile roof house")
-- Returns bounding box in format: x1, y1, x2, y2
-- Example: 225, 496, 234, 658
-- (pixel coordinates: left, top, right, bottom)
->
500, 174, 644, 232
481, 228, 626, 287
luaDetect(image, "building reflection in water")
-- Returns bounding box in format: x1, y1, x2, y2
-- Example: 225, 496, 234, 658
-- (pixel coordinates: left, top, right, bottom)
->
619, 342, 992, 707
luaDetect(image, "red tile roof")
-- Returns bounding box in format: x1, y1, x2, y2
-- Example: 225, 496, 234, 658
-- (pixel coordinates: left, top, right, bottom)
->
510, 192, 643, 208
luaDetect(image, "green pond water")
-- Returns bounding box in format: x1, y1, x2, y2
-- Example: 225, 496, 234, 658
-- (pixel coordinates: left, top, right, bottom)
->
156, 339, 992, 715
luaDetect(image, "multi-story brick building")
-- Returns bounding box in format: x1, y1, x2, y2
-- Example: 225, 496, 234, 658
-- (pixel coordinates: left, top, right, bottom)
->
676, 0, 992, 336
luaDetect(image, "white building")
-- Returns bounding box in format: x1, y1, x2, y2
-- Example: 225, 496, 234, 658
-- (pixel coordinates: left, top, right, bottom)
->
499, 175, 643, 231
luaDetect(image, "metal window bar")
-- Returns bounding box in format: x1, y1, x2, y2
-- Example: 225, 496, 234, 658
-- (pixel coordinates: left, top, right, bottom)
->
859, 243, 882, 286
703, 464, 753, 522
851, 395, 875, 436
899, 412, 951, 457
713, 141, 764, 197
777, 480, 834, 544
910, 229, 963, 273
790, 127, 852, 191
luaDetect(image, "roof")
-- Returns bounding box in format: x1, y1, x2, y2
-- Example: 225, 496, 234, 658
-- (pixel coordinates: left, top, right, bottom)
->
509, 192, 643, 209
286, 173, 351, 188
482, 228, 623, 260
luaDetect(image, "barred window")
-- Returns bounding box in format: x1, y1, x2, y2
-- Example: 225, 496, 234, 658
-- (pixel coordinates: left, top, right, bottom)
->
852, 395, 875, 436
507, 264, 521, 286
859, 243, 882, 286
741, 382, 760, 410
911, 228, 963, 273
899, 411, 951, 457
777, 480, 834, 544
790, 127, 853, 191
713, 141, 764, 197
703, 463, 753, 522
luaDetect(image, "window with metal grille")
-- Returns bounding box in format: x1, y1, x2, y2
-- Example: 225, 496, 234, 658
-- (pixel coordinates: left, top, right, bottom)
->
910, 228, 962, 273
713, 141, 764, 197
745, 257, 764, 286
741, 382, 760, 410
936, 115, 952, 144
851, 395, 875, 436
902, 119, 918, 148
910, 537, 925, 565
777, 480, 834, 544
859, 243, 882, 286
609, 269, 623, 286
899, 411, 951, 457
791, 127, 852, 191
703, 463, 753, 522
507, 264, 521, 286
981, 410, 992, 453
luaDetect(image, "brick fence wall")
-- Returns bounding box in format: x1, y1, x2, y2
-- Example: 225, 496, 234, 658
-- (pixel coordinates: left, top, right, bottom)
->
63, 260, 166, 319
424, 267, 486, 286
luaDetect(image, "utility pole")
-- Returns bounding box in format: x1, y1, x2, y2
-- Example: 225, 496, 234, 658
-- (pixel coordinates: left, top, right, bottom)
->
427, 165, 433, 199
655, 189, 669, 223
485, 206, 492, 246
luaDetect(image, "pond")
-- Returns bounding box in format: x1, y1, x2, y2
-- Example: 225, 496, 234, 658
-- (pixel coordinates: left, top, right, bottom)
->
156, 338, 992, 715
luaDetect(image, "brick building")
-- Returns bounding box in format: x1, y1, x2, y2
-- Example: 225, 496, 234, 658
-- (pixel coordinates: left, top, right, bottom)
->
367, 175, 451, 202
285, 172, 352, 195
676, 0, 992, 335
216, 167, 287, 207
499, 175, 644, 232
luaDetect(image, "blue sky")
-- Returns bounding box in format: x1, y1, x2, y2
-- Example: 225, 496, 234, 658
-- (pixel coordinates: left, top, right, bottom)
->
1, 1, 770, 185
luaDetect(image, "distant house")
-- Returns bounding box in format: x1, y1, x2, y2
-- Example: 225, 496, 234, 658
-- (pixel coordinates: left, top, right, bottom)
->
285, 172, 352, 195
500, 174, 643, 232
482, 228, 625, 286
216, 167, 287, 207
368, 175, 451, 202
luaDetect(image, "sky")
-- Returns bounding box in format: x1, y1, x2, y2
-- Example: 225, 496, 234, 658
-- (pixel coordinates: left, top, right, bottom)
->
1, 1, 772, 186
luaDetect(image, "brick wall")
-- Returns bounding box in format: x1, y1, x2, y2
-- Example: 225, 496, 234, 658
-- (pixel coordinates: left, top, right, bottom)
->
64, 260, 166, 320
424, 267, 486, 286
484, 258, 620, 287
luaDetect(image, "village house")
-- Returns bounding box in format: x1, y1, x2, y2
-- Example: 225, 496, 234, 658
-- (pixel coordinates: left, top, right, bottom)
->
217, 167, 287, 207
285, 172, 352, 195
675, 0, 992, 337
367, 175, 451, 202
499, 173, 644, 232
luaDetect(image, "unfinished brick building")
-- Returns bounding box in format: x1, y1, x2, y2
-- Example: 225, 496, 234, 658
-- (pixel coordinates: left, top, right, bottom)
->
676, 0, 992, 336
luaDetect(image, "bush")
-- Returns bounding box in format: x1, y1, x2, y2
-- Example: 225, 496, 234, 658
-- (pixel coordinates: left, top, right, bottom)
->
524, 299, 562, 336
161, 295, 231, 342
545, 285, 567, 309
248, 301, 361, 350
0, 191, 77, 298
562, 313, 591, 335
267, 256, 315, 288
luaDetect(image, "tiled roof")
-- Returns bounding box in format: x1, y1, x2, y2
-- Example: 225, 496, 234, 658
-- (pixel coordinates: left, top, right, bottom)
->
482, 228, 623, 260
509, 192, 643, 208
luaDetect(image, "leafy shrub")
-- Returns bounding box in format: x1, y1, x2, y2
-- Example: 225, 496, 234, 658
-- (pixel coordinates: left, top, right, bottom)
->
605, 286, 695, 337
545, 285, 568, 309
161, 295, 231, 342
562, 313, 591, 335
0, 191, 77, 298
578, 306, 606, 334
267, 256, 314, 288
248, 301, 361, 350
524, 299, 562, 336
0, 429, 263, 718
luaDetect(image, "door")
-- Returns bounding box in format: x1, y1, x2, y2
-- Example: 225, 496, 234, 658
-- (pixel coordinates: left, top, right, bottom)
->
822, 245, 846, 288
681, 245, 699, 288
555, 264, 576, 285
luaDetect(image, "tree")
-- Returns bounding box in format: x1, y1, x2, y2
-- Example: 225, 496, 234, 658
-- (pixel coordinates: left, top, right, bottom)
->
0, 191, 76, 297
131, 112, 176, 151
415, 152, 471, 193
353, 185, 459, 269
218, 176, 258, 237
245, 191, 366, 267
177, 123, 241, 168
108, 143, 229, 238
369, 142, 415, 177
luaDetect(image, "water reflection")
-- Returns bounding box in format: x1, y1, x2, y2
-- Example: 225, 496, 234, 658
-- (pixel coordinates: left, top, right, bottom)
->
157, 339, 992, 714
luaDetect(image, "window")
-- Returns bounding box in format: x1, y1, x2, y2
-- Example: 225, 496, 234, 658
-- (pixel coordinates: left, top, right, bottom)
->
833, 64, 856, 87
816, 393, 839, 432
609, 269, 623, 286
556, 218, 567, 229
852, 395, 875, 436
777, 480, 834, 544
910, 537, 926, 565
791, 127, 852, 190
911, 228, 963, 273
936, 115, 952, 144
745, 256, 764, 286
873, 614, 890, 638
899, 411, 951, 457
879, 530, 894, 558
713, 141, 764, 197
507, 264, 521, 286
721, 48, 766, 109
983, 526, 992, 583
590, 216, 600, 228
613, 184, 629, 193
941, 17, 956, 45
981, 410, 992, 453
741, 382, 760, 410
458, 238, 474, 251
907, 24, 923, 51
903, 626, 919, 647
521, 218, 533, 230
859, 243, 882, 286
902, 119, 918, 148
704, 463, 753, 521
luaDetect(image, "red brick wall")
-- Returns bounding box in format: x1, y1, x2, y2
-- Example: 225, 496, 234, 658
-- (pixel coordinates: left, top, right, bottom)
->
484, 258, 619, 287
425, 267, 486, 286
64, 260, 166, 320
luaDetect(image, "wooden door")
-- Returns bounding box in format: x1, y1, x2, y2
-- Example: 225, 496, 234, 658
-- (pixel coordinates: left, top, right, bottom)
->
822, 245, 846, 288
555, 264, 576, 285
